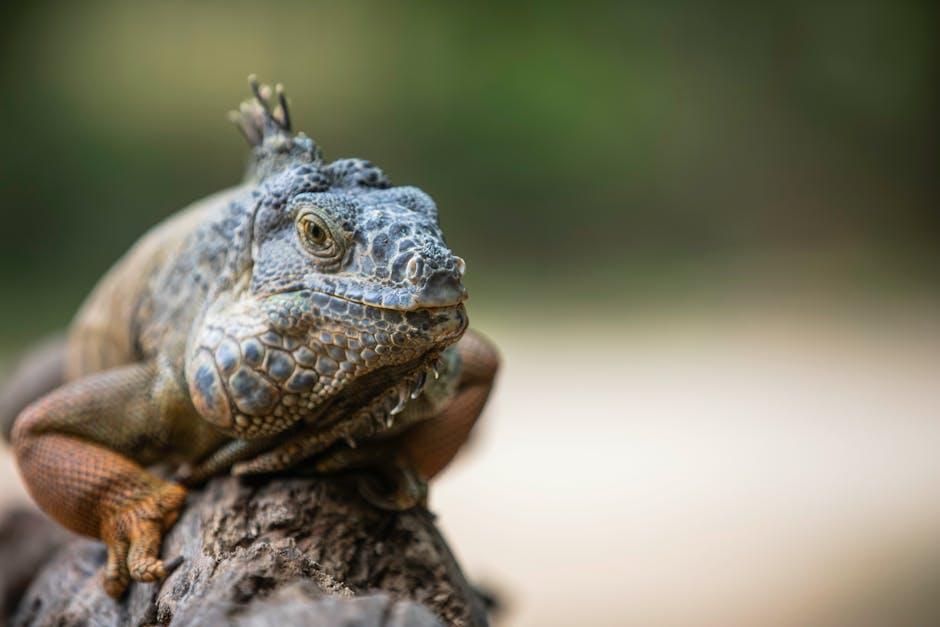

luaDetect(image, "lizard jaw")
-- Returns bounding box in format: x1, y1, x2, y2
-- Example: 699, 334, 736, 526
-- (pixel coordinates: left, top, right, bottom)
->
187, 292, 466, 440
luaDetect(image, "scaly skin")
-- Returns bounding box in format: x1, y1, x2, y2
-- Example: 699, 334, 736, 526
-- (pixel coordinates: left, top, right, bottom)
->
5, 77, 499, 598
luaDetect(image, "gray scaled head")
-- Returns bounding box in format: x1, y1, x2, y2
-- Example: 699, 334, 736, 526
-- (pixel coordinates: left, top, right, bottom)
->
188, 76, 469, 440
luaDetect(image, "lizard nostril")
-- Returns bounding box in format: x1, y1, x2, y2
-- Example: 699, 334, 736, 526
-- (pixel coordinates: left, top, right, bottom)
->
406, 256, 423, 284
455, 256, 466, 279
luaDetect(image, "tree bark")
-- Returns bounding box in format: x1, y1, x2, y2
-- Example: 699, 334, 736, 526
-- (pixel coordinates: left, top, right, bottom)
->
0, 475, 489, 626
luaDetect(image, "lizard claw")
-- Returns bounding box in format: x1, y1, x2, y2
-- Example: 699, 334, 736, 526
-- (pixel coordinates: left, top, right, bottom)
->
163, 555, 185, 575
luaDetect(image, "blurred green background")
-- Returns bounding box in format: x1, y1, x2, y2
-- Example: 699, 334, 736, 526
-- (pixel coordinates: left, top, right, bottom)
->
0, 0, 937, 340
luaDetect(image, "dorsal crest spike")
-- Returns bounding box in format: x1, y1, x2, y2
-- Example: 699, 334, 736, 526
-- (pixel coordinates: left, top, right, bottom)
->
274, 83, 291, 133
235, 74, 291, 144
230, 74, 322, 181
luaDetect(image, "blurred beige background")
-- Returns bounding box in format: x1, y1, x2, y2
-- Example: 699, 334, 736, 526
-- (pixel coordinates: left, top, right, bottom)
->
1, 2, 939, 625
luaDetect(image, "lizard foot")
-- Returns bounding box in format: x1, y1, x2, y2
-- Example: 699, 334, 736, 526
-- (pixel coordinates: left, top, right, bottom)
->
314, 446, 428, 511
100, 482, 187, 598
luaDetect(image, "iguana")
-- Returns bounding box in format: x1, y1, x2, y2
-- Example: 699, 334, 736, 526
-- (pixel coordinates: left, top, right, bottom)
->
0, 77, 499, 598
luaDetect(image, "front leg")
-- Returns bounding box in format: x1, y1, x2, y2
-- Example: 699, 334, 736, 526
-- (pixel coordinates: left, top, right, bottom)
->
398, 330, 500, 480
11, 362, 188, 597
315, 330, 500, 509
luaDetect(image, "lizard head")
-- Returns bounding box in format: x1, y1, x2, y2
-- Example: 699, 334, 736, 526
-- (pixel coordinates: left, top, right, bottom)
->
187, 78, 468, 440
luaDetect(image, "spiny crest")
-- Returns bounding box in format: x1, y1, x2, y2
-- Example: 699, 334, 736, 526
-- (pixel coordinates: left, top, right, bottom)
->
229, 75, 323, 181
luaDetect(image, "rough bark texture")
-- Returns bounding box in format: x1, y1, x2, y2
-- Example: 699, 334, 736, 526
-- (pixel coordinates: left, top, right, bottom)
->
0, 509, 71, 619
0, 475, 488, 626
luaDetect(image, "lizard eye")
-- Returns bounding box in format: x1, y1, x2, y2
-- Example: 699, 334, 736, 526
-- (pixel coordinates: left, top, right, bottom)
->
296, 209, 343, 262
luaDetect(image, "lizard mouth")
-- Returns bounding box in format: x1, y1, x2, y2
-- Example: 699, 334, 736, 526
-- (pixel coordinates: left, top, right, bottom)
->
323, 290, 463, 314
262, 287, 468, 346
267, 283, 466, 315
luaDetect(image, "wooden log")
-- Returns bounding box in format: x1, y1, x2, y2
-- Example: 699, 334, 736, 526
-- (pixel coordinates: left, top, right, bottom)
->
0, 475, 488, 626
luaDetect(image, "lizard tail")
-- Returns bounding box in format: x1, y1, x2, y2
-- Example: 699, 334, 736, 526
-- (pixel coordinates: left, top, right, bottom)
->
0, 333, 66, 442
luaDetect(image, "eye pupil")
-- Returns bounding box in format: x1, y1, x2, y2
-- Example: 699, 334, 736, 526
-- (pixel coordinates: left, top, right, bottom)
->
304, 219, 327, 245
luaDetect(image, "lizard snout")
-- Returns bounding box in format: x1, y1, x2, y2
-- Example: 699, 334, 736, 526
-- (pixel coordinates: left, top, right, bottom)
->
403, 254, 467, 309
413, 268, 467, 308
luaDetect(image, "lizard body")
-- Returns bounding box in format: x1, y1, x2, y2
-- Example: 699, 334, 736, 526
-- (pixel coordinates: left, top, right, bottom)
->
2, 78, 498, 598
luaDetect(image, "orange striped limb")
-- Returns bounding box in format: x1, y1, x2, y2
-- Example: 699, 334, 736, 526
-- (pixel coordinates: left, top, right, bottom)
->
11, 363, 189, 597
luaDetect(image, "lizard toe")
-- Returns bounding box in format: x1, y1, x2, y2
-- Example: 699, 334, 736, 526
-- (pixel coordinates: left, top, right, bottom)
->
129, 555, 166, 582
126, 517, 167, 583
102, 539, 131, 598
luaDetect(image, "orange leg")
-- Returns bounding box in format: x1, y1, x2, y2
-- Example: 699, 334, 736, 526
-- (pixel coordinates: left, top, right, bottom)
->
11, 363, 187, 597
